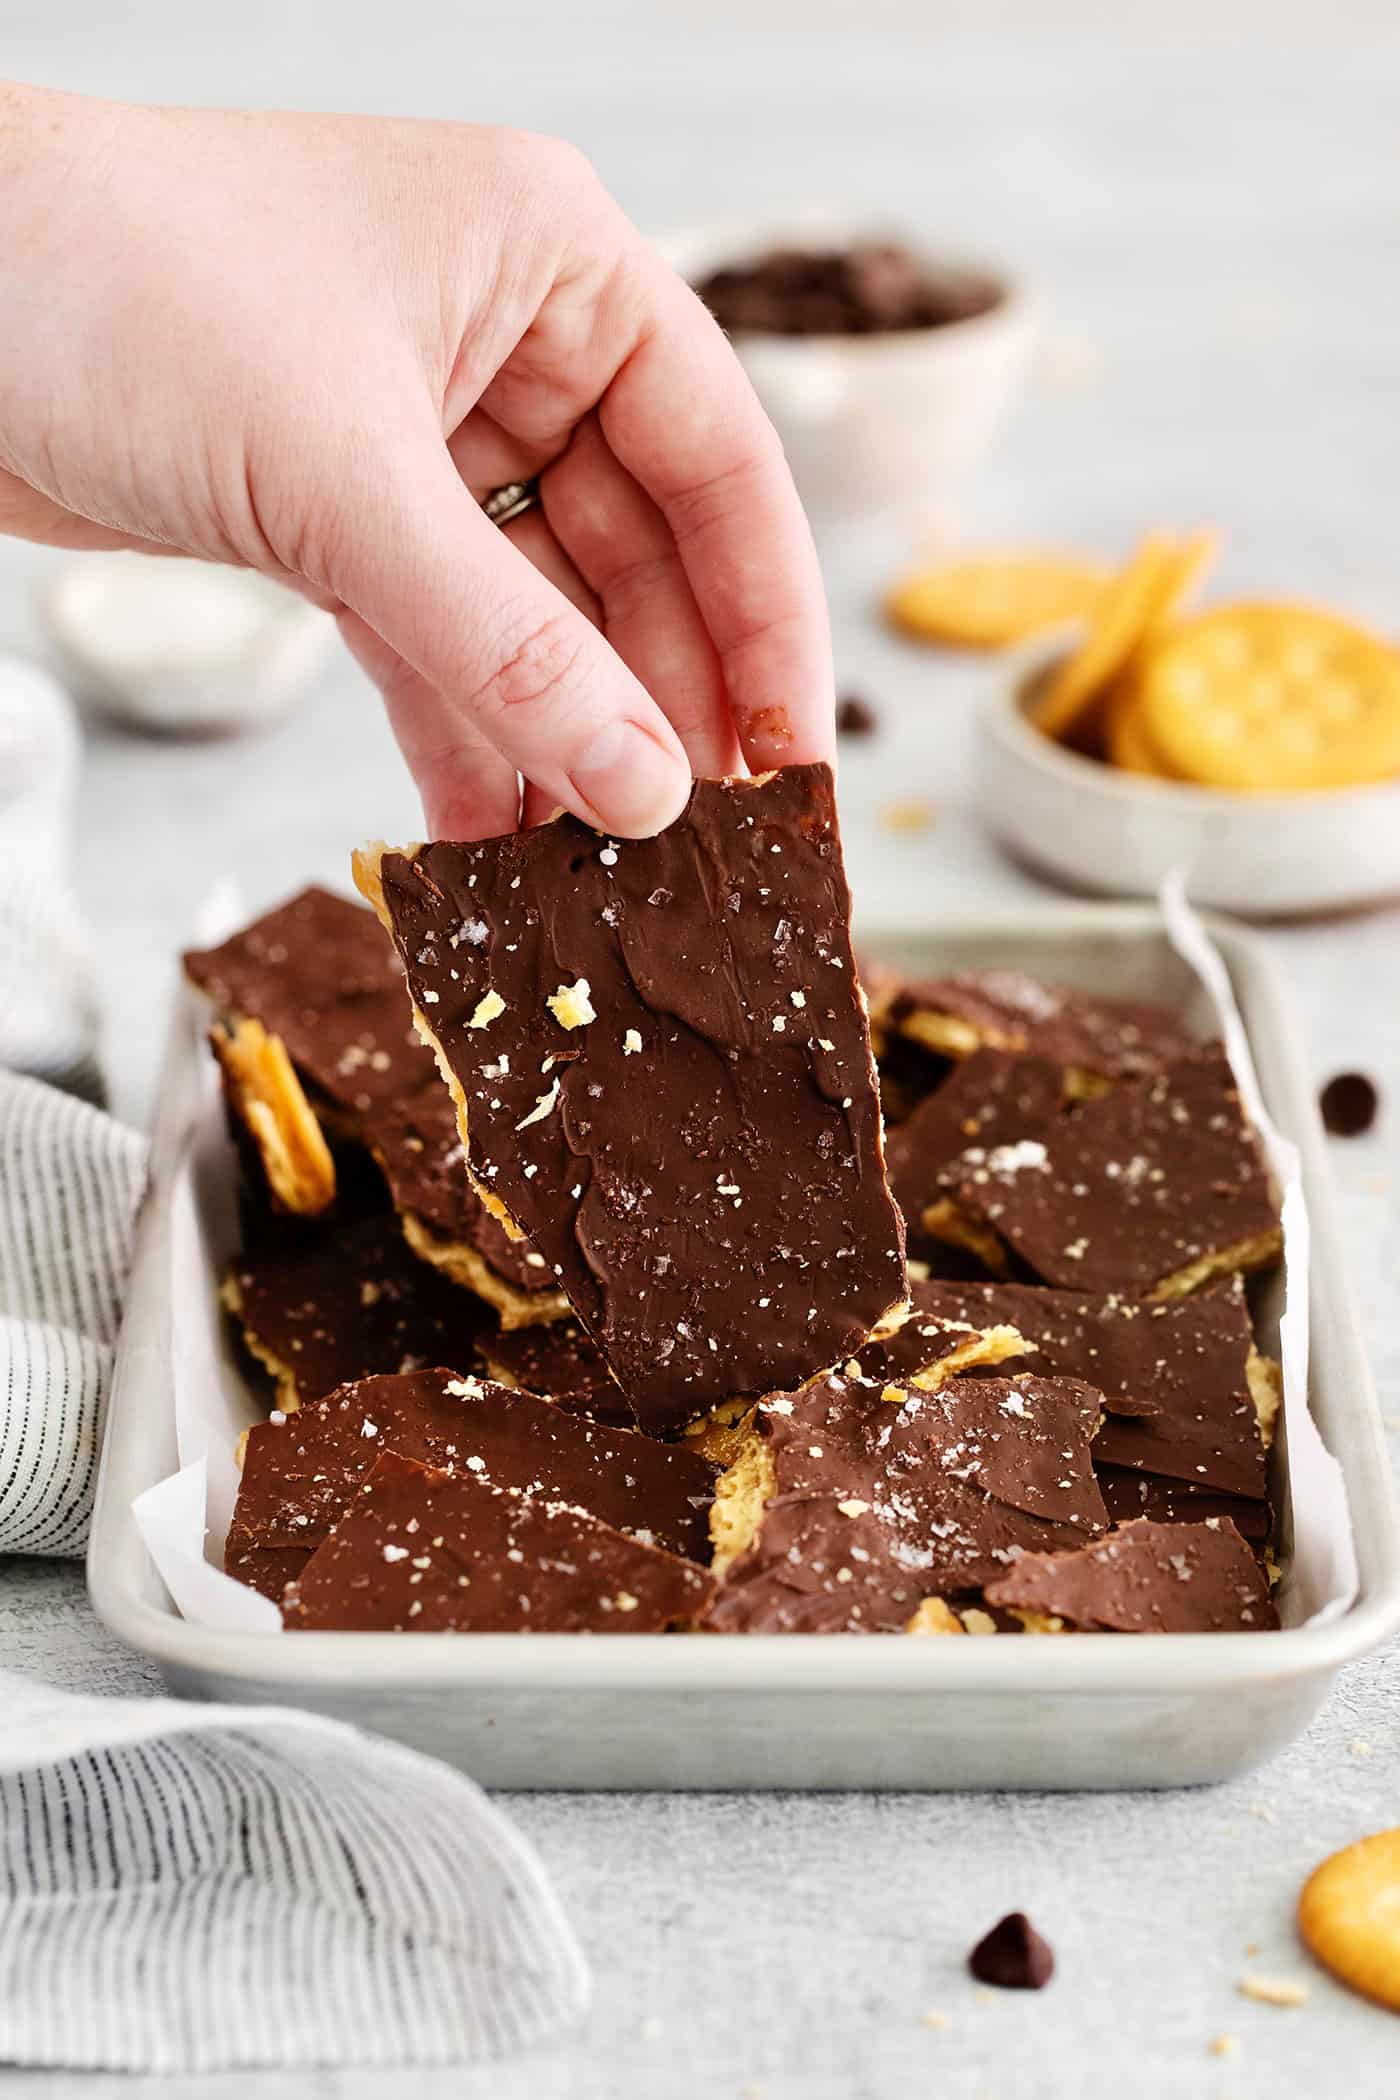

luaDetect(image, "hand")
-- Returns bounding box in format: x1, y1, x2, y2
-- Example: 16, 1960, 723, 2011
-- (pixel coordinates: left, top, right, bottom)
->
0, 84, 834, 837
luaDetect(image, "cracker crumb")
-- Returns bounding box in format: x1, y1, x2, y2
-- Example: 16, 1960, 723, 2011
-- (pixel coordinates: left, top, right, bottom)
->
960, 1609, 999, 1636
881, 800, 933, 833
467, 989, 505, 1029
547, 978, 596, 1029
1237, 1974, 1309, 2008
1248, 1802, 1276, 1823
1347, 1737, 1375, 1758
1209, 2033, 1240, 2059
920, 2010, 950, 2030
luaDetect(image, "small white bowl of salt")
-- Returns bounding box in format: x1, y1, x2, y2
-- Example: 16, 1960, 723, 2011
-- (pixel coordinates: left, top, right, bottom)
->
39, 553, 335, 736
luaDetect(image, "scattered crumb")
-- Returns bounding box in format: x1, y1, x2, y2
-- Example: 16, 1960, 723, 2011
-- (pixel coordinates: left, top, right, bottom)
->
1209, 2033, 1240, 2059
1247, 1802, 1276, 1823
920, 2010, 950, 2030
741, 2085, 766, 2100
1347, 1737, 1375, 1758
880, 800, 934, 834
1244, 1943, 1259, 1958
974, 1987, 996, 2005
640, 2014, 664, 2042
1237, 1974, 1309, 2008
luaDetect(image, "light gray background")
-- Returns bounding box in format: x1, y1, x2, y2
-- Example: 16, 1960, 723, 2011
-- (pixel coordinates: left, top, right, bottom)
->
2, 5, 1399, 2095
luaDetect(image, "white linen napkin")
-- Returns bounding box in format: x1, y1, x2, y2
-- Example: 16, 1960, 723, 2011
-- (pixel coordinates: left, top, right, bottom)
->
0, 651, 588, 2069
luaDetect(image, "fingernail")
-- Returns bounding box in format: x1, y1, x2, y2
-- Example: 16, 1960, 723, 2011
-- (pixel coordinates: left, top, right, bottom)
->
570, 719, 690, 837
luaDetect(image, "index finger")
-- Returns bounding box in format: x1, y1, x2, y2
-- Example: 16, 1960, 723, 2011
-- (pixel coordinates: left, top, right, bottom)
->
597, 250, 835, 773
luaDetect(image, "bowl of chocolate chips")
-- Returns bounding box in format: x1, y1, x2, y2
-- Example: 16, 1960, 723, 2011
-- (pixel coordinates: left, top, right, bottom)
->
672, 220, 1034, 532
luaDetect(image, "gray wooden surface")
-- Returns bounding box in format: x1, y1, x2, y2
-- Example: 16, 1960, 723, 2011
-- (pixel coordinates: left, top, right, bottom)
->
3, 8, 1399, 2094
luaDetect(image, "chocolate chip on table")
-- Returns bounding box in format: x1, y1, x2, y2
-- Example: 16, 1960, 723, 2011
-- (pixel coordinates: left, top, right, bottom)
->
836, 693, 878, 736
1319, 1071, 1379, 1138
968, 1912, 1056, 1990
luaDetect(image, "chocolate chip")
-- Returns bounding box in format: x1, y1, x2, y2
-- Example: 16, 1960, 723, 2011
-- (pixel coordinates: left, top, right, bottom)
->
968, 1912, 1055, 1990
1319, 1071, 1379, 1138
836, 694, 878, 737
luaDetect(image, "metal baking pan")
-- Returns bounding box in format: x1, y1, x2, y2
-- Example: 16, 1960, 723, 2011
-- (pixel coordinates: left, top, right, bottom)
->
88, 903, 1400, 1789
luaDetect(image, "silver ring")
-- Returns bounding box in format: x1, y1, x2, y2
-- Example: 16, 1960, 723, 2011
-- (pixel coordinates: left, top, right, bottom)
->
480, 479, 541, 528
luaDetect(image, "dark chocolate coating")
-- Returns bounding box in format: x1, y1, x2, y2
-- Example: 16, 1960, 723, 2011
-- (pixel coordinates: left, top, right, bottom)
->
884, 1050, 1064, 1229
374, 765, 906, 1431
225, 1366, 718, 1599
282, 1452, 714, 1632
894, 969, 1198, 1081
885, 1279, 1267, 1501
185, 885, 428, 1113
985, 1516, 1278, 1632
228, 1213, 493, 1405
707, 1369, 1107, 1633
1094, 1466, 1269, 1544
361, 1084, 556, 1295
947, 1051, 1279, 1294
483, 1315, 632, 1426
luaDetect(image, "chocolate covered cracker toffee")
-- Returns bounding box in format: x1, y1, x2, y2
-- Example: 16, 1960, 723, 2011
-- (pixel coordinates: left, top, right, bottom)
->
985, 1517, 1278, 1633
704, 1367, 1106, 1633
282, 1452, 713, 1633
359, 765, 906, 1431
226, 1367, 717, 1601
199, 860, 1290, 1639
927, 1051, 1282, 1297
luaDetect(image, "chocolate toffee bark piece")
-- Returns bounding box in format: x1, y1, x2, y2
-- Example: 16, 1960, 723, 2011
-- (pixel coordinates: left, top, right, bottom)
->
481, 1314, 633, 1426
705, 1368, 1107, 1633
186, 886, 429, 1213
896, 1279, 1273, 1501
929, 1052, 1281, 1299
224, 1213, 493, 1411
884, 1050, 1064, 1232
282, 1452, 714, 1632
225, 1367, 717, 1599
851, 1294, 1027, 1391
362, 1085, 569, 1328
357, 764, 906, 1431
185, 884, 428, 1113
890, 969, 1197, 1098
1095, 1465, 1269, 1544
985, 1516, 1278, 1632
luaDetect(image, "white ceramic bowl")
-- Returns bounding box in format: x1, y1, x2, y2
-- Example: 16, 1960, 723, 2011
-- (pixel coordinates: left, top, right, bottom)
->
40, 553, 335, 737
976, 642, 1400, 917
659, 217, 1036, 536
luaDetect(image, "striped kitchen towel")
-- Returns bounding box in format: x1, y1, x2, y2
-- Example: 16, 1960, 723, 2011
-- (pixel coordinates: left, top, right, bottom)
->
0, 1068, 147, 1555
0, 1669, 589, 2070
0, 650, 588, 2069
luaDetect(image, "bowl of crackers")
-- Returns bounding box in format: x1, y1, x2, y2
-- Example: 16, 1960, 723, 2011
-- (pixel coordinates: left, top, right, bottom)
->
887, 535, 1400, 915
666, 218, 1035, 533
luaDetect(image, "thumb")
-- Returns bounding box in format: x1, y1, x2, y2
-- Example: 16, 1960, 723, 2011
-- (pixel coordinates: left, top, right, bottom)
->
323, 432, 692, 838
